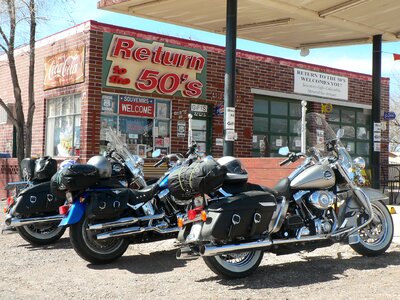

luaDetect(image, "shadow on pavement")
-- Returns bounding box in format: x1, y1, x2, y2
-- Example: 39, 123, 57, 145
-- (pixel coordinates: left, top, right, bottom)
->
18, 237, 73, 251
87, 248, 187, 274
197, 250, 400, 289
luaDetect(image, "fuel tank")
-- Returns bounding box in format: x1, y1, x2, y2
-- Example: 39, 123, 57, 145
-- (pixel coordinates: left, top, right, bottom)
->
290, 164, 335, 190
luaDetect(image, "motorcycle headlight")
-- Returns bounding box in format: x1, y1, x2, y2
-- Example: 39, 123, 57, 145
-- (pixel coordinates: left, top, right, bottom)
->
353, 157, 366, 170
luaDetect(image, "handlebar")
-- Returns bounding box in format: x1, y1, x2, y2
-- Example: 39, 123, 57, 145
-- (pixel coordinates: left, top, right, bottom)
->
153, 157, 165, 168
279, 152, 305, 166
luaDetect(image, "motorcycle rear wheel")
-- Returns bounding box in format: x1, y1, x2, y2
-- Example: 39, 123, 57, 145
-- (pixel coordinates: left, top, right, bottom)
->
203, 250, 263, 278
350, 200, 393, 256
16, 222, 66, 246
69, 217, 129, 264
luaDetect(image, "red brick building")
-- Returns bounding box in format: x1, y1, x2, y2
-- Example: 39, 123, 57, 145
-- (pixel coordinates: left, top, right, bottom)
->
0, 20, 390, 193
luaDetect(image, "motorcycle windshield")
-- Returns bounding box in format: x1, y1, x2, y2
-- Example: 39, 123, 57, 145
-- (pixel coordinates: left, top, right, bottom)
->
104, 128, 143, 174
305, 112, 347, 156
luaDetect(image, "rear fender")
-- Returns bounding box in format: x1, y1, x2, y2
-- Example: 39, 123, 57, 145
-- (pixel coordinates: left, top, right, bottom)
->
59, 201, 86, 227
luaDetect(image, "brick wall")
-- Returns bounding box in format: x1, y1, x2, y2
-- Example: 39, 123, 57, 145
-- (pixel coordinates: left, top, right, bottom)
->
0, 20, 390, 191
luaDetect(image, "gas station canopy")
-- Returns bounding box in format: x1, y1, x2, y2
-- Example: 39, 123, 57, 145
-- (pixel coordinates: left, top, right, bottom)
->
98, 0, 400, 49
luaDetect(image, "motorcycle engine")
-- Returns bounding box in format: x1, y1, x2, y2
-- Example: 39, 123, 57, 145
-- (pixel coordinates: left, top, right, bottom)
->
308, 191, 334, 210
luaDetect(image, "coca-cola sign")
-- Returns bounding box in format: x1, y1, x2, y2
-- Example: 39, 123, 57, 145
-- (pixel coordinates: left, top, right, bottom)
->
44, 46, 85, 90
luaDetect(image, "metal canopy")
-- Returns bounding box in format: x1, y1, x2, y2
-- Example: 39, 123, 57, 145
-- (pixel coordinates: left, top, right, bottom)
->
97, 0, 400, 49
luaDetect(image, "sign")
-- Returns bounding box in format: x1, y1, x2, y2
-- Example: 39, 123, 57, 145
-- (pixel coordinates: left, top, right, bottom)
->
118, 95, 154, 117
214, 104, 224, 116
373, 132, 381, 142
177, 120, 186, 137
190, 103, 208, 117
44, 45, 85, 90
374, 122, 381, 132
294, 68, 348, 100
225, 129, 236, 141
103, 33, 207, 98
225, 107, 235, 130
374, 142, 381, 152
101, 94, 118, 113
384, 111, 396, 120
216, 138, 223, 146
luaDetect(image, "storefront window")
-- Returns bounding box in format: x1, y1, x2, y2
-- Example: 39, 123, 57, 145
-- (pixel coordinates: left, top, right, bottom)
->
46, 94, 81, 156
100, 94, 171, 157
252, 96, 302, 157
327, 107, 371, 165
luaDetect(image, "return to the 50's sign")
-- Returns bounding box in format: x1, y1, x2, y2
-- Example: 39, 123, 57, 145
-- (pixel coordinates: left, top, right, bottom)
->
294, 68, 348, 100
102, 33, 207, 99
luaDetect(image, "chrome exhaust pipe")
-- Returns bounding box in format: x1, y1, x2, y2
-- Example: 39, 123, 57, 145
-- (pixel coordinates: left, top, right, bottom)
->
96, 222, 179, 240
88, 212, 165, 230
5, 214, 64, 227
176, 247, 198, 260
200, 235, 328, 257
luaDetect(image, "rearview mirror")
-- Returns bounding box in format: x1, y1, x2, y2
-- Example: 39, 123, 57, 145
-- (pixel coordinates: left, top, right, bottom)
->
152, 149, 161, 158
278, 146, 290, 156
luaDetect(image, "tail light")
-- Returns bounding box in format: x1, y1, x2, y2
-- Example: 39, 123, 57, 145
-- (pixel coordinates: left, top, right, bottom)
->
6, 196, 14, 207
59, 205, 70, 215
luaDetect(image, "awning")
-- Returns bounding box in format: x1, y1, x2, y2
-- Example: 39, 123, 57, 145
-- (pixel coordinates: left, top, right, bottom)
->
97, 0, 400, 49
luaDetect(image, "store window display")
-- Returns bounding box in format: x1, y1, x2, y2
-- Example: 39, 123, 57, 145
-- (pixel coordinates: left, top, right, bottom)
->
100, 94, 171, 157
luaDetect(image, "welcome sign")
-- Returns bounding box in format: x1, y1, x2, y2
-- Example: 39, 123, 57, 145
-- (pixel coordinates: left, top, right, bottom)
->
103, 33, 207, 99
294, 68, 348, 100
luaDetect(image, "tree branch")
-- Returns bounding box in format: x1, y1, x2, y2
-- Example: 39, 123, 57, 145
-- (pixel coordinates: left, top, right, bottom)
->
0, 26, 10, 47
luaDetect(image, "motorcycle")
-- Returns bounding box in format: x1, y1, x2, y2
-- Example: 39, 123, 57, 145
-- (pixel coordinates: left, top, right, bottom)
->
3, 130, 146, 245
57, 131, 200, 264
175, 112, 393, 278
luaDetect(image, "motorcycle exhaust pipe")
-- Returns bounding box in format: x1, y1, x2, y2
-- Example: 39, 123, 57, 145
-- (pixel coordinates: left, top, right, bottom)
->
200, 235, 328, 257
176, 247, 198, 260
96, 223, 180, 240
88, 212, 165, 230
5, 214, 64, 227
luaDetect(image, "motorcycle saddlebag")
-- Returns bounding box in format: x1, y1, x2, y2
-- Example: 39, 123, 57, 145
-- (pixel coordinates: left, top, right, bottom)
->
12, 181, 66, 216
34, 156, 57, 181
201, 191, 276, 241
86, 188, 131, 220
59, 164, 100, 191
168, 158, 227, 199
20, 158, 37, 181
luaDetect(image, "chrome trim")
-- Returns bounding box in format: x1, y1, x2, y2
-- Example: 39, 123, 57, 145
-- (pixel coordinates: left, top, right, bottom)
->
95, 223, 179, 240
176, 247, 198, 260
5, 214, 64, 227
199, 235, 329, 256
269, 196, 288, 233
88, 212, 165, 230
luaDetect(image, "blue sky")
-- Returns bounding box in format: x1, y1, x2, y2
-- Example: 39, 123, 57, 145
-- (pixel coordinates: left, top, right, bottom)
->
37, 1, 400, 100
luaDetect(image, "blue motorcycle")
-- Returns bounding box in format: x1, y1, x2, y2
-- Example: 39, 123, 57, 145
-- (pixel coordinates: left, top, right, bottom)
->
57, 138, 200, 264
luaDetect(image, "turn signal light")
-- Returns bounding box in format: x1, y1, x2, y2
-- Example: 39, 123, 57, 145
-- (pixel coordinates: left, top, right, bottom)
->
201, 210, 207, 222
177, 217, 184, 228
3, 207, 7, 213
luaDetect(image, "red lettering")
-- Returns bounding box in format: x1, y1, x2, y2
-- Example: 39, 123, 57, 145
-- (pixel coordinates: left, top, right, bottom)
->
177, 54, 191, 67
183, 81, 203, 98
135, 69, 159, 91
109, 75, 130, 85
161, 51, 180, 66
133, 47, 151, 61
188, 56, 205, 71
113, 65, 127, 74
112, 38, 134, 59
157, 73, 180, 94
152, 47, 163, 64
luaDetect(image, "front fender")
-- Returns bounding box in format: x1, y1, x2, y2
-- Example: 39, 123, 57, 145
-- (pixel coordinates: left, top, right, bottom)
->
359, 187, 389, 203
59, 201, 86, 227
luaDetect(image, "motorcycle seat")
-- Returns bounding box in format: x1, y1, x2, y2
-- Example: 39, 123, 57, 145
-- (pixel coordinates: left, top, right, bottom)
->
130, 183, 160, 202
273, 177, 292, 200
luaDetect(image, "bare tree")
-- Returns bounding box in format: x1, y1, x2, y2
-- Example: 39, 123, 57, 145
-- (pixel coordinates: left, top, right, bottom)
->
0, 0, 36, 166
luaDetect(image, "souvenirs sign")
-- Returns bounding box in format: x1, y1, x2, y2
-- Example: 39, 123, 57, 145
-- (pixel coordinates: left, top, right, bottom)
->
103, 33, 207, 98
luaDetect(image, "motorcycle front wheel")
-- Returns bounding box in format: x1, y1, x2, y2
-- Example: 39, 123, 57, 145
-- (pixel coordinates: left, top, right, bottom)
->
69, 217, 129, 264
350, 200, 393, 256
17, 222, 66, 246
203, 250, 263, 278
